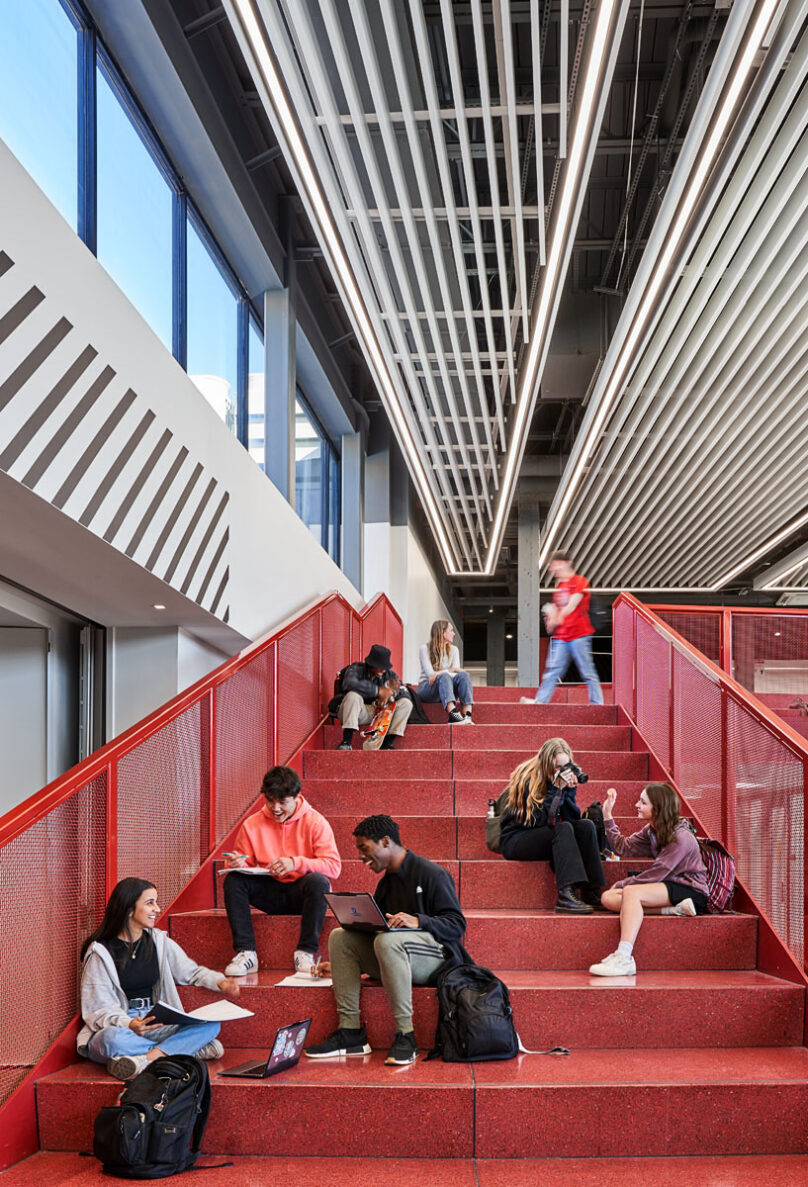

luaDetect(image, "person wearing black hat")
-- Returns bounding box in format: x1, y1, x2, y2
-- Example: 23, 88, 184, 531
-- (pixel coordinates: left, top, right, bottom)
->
332, 644, 412, 751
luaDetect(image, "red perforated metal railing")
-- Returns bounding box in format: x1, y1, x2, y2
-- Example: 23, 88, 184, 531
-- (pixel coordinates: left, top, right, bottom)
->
652, 605, 808, 699
614, 593, 807, 974
0, 589, 401, 1140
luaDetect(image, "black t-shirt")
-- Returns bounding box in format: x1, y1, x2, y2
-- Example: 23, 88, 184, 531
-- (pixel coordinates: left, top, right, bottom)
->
102, 936, 159, 1001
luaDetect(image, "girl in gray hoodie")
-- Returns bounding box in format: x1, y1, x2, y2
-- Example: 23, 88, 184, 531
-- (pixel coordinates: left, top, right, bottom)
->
79, 877, 240, 1080
588, 782, 708, 977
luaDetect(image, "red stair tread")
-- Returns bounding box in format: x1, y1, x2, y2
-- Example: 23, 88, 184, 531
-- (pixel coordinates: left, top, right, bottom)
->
470, 1045, 808, 1085
475, 1155, 808, 1187
423, 702, 619, 723
177, 967, 802, 1049
0, 1153, 481, 1186
7, 1152, 808, 1187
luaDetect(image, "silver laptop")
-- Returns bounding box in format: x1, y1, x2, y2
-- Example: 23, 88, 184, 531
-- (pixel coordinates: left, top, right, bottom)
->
325, 891, 392, 932
218, 1018, 312, 1079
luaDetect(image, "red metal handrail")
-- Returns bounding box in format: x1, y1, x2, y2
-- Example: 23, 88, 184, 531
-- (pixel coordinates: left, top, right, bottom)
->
0, 587, 402, 1169
613, 592, 808, 986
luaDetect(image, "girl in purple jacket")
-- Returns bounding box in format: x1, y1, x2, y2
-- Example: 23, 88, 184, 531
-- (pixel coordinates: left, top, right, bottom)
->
589, 782, 708, 977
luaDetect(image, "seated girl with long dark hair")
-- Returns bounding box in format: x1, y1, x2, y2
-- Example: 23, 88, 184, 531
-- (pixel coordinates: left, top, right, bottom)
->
589, 782, 708, 977
78, 877, 241, 1080
499, 737, 605, 914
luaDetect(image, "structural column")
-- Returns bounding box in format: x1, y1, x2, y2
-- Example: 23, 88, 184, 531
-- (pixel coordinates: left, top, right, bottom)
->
517, 491, 541, 687
487, 609, 506, 686
341, 431, 363, 592
264, 200, 296, 502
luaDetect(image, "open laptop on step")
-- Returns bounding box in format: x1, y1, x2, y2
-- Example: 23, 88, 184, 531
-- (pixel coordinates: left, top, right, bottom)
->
218, 1018, 312, 1079
325, 891, 392, 932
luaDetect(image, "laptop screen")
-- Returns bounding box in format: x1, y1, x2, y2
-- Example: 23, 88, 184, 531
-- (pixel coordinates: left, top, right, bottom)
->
266, 1018, 311, 1072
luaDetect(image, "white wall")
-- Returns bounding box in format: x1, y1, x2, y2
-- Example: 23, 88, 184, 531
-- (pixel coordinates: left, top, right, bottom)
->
364, 522, 456, 684
403, 528, 457, 683
0, 141, 363, 655
106, 626, 232, 737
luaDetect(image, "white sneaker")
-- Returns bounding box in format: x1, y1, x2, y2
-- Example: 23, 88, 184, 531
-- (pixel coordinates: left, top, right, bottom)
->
589, 950, 636, 977
194, 1038, 224, 1061
294, 949, 316, 975
107, 1054, 149, 1081
670, 897, 697, 917
519, 696, 536, 705
225, 949, 258, 976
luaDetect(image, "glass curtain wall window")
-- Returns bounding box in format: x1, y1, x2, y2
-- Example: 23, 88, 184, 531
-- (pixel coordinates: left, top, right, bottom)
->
96, 62, 173, 350
186, 216, 239, 434
0, 0, 78, 228
294, 396, 340, 563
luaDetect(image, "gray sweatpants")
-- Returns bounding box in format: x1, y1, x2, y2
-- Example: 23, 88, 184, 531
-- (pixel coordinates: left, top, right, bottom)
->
329, 927, 445, 1034
337, 691, 413, 736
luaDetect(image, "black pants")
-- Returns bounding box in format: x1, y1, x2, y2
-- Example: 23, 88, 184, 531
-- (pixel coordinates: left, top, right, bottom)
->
500, 819, 605, 891
223, 871, 330, 953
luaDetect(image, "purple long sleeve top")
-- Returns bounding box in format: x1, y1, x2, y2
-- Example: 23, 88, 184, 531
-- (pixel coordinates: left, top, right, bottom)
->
606, 818, 708, 894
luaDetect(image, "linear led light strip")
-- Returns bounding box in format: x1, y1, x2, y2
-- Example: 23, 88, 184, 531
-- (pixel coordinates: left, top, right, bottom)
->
479, 0, 628, 576
537, 0, 782, 575
712, 507, 808, 589
228, 0, 460, 573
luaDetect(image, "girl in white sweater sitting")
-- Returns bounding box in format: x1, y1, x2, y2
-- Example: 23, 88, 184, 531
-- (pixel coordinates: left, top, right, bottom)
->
416, 620, 474, 725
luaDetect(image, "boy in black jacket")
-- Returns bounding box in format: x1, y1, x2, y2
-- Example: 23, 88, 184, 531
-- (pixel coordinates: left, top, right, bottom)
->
304, 814, 467, 1066
331, 645, 412, 750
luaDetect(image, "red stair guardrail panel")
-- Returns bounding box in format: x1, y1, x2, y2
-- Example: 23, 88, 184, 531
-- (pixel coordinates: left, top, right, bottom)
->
0, 588, 401, 1171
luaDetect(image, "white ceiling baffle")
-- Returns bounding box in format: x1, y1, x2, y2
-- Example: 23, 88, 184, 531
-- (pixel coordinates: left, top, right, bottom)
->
223, 0, 630, 574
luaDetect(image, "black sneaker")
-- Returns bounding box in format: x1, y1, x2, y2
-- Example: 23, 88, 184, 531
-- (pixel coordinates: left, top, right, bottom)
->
336, 740, 353, 751
385, 1031, 418, 1065
304, 1026, 370, 1058
447, 709, 465, 724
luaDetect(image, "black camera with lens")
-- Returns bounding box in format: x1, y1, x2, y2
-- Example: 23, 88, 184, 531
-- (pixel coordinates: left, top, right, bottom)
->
557, 760, 589, 786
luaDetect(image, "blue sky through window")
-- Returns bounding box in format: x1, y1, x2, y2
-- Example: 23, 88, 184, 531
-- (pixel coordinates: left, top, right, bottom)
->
0, 0, 78, 227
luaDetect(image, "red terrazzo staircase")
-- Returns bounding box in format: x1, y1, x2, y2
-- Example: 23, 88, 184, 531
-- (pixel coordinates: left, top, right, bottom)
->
19, 690, 808, 1181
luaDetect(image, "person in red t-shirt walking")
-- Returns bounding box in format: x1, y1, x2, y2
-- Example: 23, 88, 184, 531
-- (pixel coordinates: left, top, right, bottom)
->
523, 551, 603, 706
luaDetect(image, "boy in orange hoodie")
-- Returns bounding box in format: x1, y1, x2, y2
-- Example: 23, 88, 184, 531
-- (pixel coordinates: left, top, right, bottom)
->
222, 766, 341, 977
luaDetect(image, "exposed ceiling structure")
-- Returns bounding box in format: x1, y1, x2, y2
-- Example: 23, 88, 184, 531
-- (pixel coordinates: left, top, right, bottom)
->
163, 0, 808, 606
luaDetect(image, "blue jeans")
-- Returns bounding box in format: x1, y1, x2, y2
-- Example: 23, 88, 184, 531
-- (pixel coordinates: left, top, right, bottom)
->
416, 670, 474, 710
535, 635, 603, 705
86, 1006, 221, 1063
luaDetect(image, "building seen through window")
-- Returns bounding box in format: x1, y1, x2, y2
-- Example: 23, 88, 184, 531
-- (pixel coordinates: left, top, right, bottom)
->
186, 217, 239, 434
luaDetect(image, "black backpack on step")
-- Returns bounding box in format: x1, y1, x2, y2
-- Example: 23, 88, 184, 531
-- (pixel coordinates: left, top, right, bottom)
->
93, 1055, 212, 1178
429, 963, 518, 1062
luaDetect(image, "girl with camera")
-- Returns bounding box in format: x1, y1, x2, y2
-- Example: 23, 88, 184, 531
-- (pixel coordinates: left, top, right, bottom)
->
589, 782, 708, 977
499, 737, 605, 914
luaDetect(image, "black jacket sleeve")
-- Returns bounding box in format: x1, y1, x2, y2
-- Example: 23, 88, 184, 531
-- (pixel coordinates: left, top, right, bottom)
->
416, 866, 467, 947
341, 663, 380, 702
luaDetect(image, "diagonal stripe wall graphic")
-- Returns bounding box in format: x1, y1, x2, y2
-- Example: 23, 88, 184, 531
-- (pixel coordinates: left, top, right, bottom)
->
0, 249, 230, 621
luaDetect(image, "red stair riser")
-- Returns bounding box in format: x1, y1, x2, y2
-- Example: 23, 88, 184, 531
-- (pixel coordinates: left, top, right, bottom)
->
473, 1083, 808, 1158
169, 911, 758, 973
305, 781, 455, 817
424, 703, 619, 724
454, 781, 647, 814
321, 724, 631, 751
304, 751, 452, 779
176, 979, 802, 1050
35, 1076, 474, 1158
329, 815, 457, 858
460, 860, 645, 909
457, 815, 638, 859
472, 687, 613, 703
449, 726, 631, 751
452, 752, 648, 781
